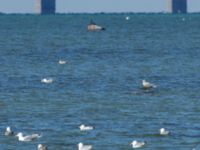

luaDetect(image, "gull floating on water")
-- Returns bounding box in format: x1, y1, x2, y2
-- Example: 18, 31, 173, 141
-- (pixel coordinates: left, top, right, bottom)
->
126, 16, 130, 20
78, 142, 92, 150
142, 80, 157, 89
130, 140, 146, 149
159, 128, 170, 135
16, 132, 42, 142
58, 60, 66, 65
4, 126, 14, 136
41, 78, 53, 84
38, 144, 48, 150
88, 19, 105, 31
79, 124, 94, 131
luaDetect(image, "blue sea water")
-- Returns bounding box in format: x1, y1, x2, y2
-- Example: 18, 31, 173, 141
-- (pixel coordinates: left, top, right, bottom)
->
0, 13, 200, 150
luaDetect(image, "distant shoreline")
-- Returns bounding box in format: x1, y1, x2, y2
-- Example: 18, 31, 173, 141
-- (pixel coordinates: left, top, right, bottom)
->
1, 12, 200, 15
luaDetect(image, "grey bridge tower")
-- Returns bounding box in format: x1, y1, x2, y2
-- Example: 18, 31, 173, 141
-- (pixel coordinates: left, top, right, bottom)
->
36, 0, 56, 14
168, 0, 187, 13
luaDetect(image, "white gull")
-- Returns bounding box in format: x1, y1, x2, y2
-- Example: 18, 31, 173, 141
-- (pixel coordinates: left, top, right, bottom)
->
78, 142, 92, 150
41, 78, 53, 84
159, 128, 170, 135
4, 126, 14, 136
79, 124, 94, 131
130, 140, 146, 149
126, 16, 130, 20
142, 80, 157, 89
16, 132, 42, 142
58, 60, 66, 65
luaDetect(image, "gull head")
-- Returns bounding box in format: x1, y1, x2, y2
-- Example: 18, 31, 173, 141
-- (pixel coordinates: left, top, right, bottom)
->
16, 132, 23, 137
38, 144, 47, 150
131, 140, 137, 145
6, 126, 11, 132
79, 124, 85, 129
78, 142, 83, 148
142, 80, 148, 85
142, 80, 146, 83
38, 144, 42, 149
160, 128, 165, 133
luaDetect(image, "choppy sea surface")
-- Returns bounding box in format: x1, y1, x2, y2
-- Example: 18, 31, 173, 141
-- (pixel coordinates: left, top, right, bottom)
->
0, 13, 200, 150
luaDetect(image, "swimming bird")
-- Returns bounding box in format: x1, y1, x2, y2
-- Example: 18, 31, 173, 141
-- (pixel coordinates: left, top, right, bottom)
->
88, 19, 105, 31
79, 124, 94, 131
41, 78, 53, 84
58, 60, 66, 65
38, 144, 48, 150
4, 126, 14, 136
126, 16, 130, 20
142, 80, 157, 89
16, 132, 42, 142
78, 143, 92, 150
159, 128, 170, 135
130, 140, 146, 149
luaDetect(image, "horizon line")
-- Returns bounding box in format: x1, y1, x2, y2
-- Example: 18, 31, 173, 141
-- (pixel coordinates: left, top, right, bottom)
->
1, 11, 200, 15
